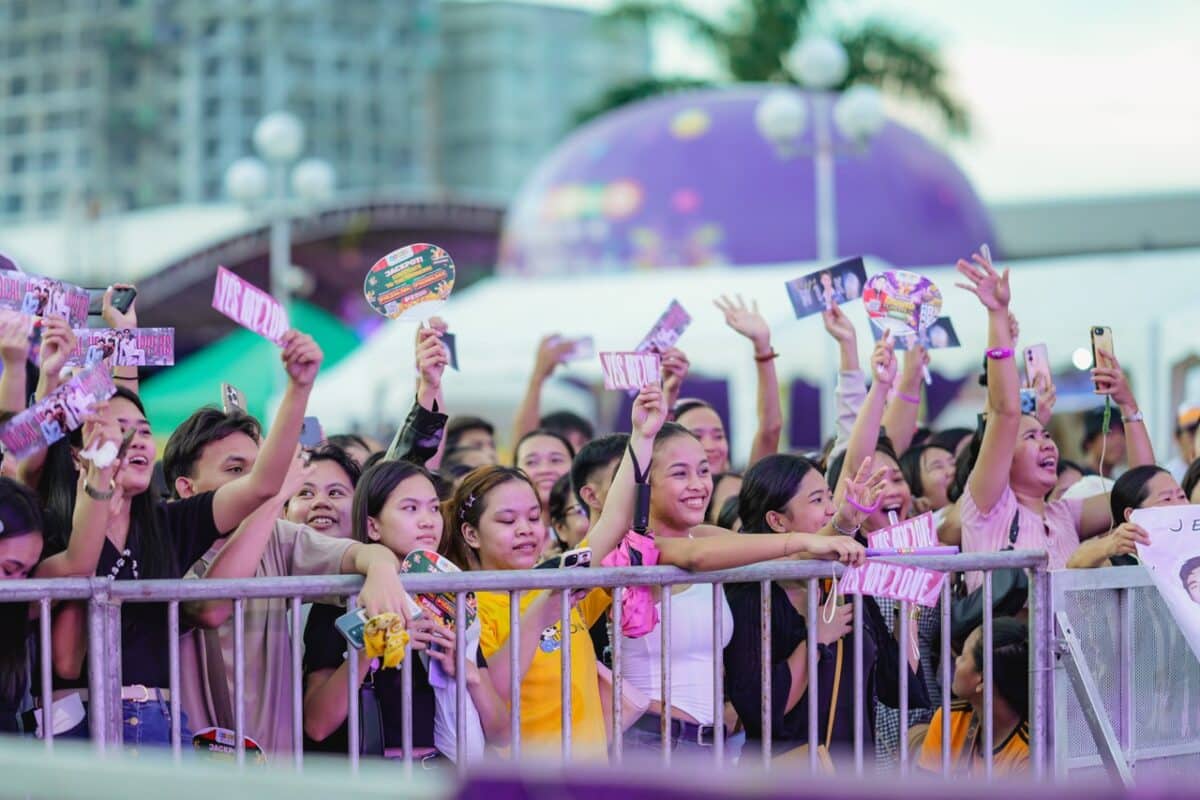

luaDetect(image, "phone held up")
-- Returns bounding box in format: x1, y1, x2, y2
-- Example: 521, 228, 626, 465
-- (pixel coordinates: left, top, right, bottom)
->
86, 287, 137, 317
1023, 343, 1051, 389
1090, 326, 1114, 392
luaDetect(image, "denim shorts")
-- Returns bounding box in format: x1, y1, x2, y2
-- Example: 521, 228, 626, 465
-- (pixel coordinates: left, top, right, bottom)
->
121, 695, 191, 751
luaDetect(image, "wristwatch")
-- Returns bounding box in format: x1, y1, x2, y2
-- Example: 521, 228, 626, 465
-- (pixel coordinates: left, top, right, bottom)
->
1122, 411, 1145, 424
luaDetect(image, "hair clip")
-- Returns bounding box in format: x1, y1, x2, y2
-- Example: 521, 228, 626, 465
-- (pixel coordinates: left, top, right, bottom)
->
459, 492, 477, 519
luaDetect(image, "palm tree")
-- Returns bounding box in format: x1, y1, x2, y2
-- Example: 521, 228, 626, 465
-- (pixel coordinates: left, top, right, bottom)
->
582, 0, 967, 134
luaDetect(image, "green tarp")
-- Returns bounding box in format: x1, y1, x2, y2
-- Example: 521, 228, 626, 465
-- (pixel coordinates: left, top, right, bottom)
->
140, 300, 360, 438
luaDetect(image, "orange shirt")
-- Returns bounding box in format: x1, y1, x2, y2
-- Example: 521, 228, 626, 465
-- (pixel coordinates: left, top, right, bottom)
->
917, 700, 1030, 777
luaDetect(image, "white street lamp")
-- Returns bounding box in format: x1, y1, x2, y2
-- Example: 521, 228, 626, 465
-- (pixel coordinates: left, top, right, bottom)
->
223, 157, 269, 205
754, 89, 808, 157
253, 111, 305, 164
789, 37, 849, 90
291, 158, 337, 203
755, 37, 890, 443
225, 111, 335, 391
834, 84, 887, 144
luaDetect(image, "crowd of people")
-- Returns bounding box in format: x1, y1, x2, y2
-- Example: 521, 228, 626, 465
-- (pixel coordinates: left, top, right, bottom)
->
0, 250, 1197, 777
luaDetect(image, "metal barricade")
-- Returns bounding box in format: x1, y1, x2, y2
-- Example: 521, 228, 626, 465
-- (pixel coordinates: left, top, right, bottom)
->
1049, 565, 1200, 782
1, 551, 1051, 779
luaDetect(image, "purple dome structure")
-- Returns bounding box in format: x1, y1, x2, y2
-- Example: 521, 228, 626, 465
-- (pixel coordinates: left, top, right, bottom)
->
499, 86, 994, 274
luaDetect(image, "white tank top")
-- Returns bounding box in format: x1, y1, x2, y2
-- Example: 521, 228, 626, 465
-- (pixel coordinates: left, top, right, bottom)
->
619, 582, 734, 725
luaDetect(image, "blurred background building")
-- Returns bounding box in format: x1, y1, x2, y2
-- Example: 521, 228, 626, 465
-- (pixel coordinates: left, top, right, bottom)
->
0, 0, 649, 225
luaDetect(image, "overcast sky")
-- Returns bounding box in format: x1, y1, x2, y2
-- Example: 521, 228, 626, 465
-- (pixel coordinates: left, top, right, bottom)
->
486, 0, 1200, 203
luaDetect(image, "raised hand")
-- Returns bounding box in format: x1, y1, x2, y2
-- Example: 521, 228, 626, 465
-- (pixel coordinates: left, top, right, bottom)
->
839, 456, 888, 529
714, 294, 771, 354
955, 251, 1011, 312
870, 331, 897, 387
1032, 373, 1057, 427
532, 334, 575, 381
899, 343, 929, 390
38, 317, 78, 385
631, 384, 667, 442
101, 283, 138, 330
822, 300, 857, 343
0, 311, 33, 367
280, 330, 324, 388
415, 324, 448, 392
660, 346, 690, 409
1092, 348, 1135, 408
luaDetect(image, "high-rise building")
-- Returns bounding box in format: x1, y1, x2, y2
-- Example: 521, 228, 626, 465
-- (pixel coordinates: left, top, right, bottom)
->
0, 0, 441, 224
0, 0, 647, 225
436, 1, 650, 198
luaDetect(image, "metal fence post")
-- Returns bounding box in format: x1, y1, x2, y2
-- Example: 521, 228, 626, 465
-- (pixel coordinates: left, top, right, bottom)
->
1028, 565, 1051, 781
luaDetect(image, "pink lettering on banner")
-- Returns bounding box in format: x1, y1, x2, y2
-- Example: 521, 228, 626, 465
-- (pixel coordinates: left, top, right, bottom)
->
838, 561, 946, 608
599, 351, 662, 391
211, 266, 287, 344
866, 511, 937, 551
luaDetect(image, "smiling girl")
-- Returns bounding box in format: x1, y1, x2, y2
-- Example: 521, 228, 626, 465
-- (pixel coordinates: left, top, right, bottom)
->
302, 460, 508, 764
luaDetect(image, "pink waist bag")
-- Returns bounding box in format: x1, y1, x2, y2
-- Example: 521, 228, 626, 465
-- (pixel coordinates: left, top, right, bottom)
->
601, 530, 660, 639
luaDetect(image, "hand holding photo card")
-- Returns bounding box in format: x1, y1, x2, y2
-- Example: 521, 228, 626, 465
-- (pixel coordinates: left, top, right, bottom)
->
870, 316, 960, 351
66, 328, 174, 368
0, 273, 89, 327
211, 266, 288, 344
634, 300, 692, 355
0, 365, 117, 459
785, 257, 868, 319
441, 331, 459, 371
363, 243, 456, 322
864, 270, 943, 384
562, 336, 595, 362
599, 351, 662, 391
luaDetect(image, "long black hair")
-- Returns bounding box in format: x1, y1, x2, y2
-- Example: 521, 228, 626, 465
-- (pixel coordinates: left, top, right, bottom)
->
738, 453, 821, 535
1110, 464, 1170, 522
0, 478, 44, 710
970, 617, 1029, 719
38, 386, 175, 579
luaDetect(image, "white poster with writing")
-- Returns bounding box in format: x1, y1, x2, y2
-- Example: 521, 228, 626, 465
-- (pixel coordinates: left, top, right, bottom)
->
1133, 504, 1200, 662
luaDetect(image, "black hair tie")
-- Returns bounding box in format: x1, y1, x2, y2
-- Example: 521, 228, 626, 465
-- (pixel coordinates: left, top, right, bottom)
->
628, 443, 651, 534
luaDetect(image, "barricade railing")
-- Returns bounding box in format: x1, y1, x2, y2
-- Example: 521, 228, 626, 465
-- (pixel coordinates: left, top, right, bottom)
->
1, 551, 1051, 779
1048, 565, 1200, 782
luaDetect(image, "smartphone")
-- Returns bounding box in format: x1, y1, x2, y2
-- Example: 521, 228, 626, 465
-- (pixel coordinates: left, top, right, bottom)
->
221, 383, 246, 415
1023, 343, 1051, 388
86, 287, 137, 316
299, 416, 324, 448
1020, 387, 1038, 416
334, 607, 369, 650
1090, 326, 1114, 390
535, 547, 593, 570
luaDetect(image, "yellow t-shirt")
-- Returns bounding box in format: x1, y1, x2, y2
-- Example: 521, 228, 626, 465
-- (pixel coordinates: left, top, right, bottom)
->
917, 700, 1030, 777
477, 586, 611, 756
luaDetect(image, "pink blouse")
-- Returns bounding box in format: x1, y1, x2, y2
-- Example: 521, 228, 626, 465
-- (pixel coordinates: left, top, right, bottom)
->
959, 484, 1083, 591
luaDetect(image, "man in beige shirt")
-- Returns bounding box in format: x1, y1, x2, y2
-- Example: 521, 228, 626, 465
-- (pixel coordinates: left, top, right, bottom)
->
164, 410, 406, 758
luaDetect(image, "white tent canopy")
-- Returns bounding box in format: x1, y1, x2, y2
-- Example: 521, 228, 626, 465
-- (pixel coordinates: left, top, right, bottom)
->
302, 248, 1200, 452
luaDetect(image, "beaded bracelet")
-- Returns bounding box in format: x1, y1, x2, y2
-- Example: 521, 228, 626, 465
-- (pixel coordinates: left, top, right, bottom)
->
985, 347, 1014, 360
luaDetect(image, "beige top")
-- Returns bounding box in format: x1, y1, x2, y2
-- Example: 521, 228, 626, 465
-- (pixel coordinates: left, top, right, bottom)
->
179, 520, 353, 757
